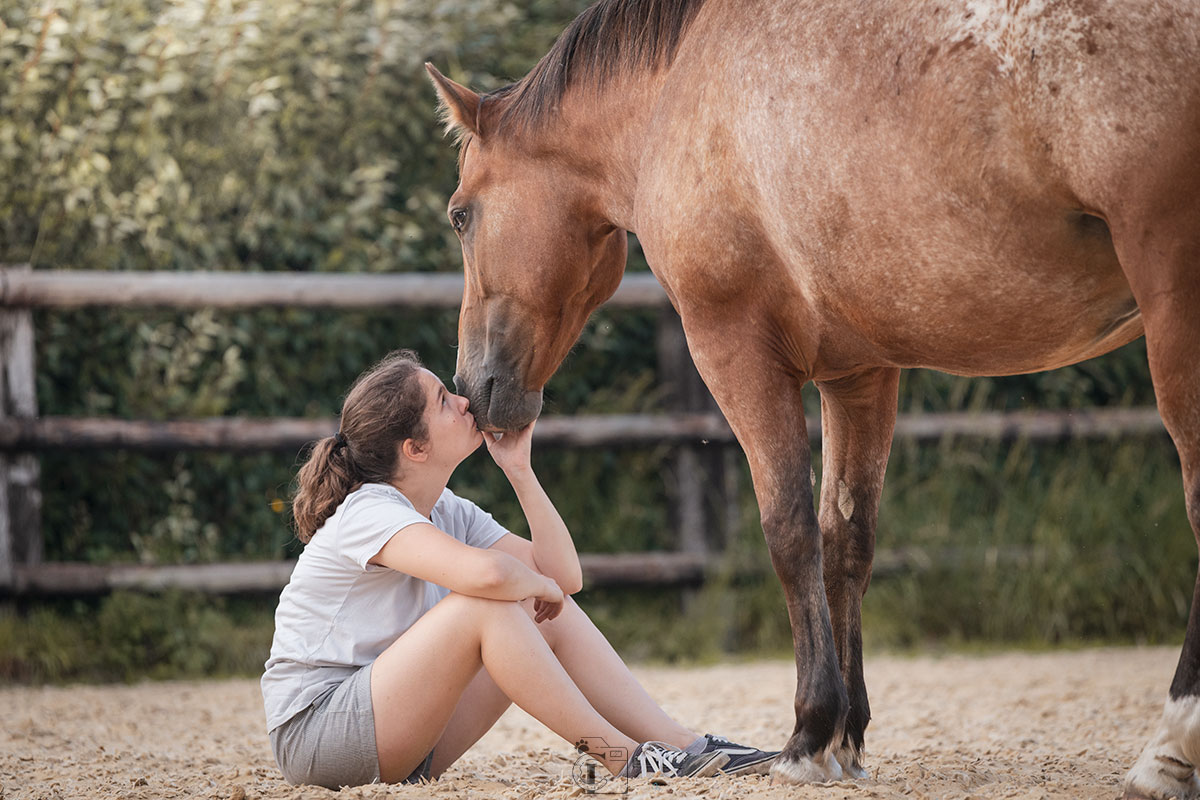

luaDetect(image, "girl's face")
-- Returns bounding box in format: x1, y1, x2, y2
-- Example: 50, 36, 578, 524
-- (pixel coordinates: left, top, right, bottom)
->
414, 368, 483, 465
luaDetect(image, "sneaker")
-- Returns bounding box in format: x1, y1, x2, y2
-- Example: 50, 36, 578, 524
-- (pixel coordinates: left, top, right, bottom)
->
619, 740, 729, 779
692, 733, 780, 776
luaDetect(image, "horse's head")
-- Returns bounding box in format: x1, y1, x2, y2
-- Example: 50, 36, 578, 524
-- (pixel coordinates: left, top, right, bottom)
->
426, 64, 628, 432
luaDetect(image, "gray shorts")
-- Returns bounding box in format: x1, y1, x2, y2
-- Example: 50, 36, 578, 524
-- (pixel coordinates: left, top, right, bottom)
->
269, 663, 433, 788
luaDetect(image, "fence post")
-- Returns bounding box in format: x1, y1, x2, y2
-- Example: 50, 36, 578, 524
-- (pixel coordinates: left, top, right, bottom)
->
0, 263, 42, 589
656, 307, 728, 559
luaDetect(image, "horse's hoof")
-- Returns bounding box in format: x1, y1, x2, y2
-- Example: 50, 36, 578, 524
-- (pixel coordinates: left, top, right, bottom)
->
1122, 783, 1200, 800
769, 748, 844, 785
832, 742, 868, 780
1123, 753, 1200, 800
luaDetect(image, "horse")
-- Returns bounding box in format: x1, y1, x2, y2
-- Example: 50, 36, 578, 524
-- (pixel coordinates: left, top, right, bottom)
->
424, 0, 1200, 795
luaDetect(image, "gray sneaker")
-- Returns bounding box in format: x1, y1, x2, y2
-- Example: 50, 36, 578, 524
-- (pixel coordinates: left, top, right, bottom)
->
695, 733, 779, 776
619, 741, 730, 779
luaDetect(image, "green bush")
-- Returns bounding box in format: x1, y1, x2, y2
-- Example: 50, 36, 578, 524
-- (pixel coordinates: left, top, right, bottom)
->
865, 434, 1192, 647
1, 0, 512, 273
0, 592, 274, 683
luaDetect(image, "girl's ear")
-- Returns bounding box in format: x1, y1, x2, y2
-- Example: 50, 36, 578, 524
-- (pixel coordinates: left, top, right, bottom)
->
401, 437, 429, 463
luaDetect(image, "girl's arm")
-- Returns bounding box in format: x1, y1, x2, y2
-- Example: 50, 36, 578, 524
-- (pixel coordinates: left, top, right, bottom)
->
483, 422, 584, 595
369, 523, 563, 605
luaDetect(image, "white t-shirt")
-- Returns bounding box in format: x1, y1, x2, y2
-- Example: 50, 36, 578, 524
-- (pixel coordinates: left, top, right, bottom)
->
260, 482, 509, 732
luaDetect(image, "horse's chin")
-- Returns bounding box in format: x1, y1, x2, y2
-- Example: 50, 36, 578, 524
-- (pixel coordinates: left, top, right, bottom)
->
470, 389, 543, 434
481, 406, 541, 433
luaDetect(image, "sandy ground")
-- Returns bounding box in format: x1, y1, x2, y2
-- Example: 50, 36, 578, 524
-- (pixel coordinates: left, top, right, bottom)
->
0, 646, 1181, 800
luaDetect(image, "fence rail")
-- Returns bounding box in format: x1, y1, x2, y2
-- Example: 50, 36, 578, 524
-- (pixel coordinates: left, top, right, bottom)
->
0, 267, 1166, 597
1, 545, 1053, 597
0, 268, 669, 309
0, 406, 1166, 453
6, 552, 713, 595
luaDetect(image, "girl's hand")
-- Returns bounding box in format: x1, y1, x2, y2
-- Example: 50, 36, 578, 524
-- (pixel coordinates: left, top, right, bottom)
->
482, 420, 535, 476
532, 576, 564, 623
533, 597, 563, 623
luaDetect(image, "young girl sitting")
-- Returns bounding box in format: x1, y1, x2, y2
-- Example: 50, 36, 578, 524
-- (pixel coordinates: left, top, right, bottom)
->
261, 350, 777, 788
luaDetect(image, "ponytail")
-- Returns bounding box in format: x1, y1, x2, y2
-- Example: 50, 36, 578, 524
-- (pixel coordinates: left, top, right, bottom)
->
291, 437, 357, 543
290, 350, 428, 543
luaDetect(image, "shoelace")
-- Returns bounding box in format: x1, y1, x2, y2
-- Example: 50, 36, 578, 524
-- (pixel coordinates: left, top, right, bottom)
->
636, 743, 689, 774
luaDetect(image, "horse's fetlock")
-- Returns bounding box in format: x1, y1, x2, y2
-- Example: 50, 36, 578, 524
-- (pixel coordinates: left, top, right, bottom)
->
845, 696, 871, 743
794, 684, 849, 756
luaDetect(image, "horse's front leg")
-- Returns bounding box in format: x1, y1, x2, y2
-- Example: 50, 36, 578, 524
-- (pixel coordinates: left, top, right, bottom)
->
684, 321, 848, 783
815, 368, 900, 778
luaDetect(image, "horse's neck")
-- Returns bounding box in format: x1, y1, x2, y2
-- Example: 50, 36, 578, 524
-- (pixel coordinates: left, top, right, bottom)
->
551, 72, 668, 233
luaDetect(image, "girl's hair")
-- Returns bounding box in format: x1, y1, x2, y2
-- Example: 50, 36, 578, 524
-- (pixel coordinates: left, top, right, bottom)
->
291, 350, 429, 543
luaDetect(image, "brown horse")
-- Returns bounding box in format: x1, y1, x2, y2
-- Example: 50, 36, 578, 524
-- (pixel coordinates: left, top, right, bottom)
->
425, 0, 1200, 795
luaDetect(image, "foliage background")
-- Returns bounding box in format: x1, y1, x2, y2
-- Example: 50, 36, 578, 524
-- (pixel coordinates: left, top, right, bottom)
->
0, 0, 1191, 682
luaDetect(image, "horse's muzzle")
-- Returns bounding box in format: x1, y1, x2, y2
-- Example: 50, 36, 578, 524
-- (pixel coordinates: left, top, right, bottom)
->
454, 371, 543, 433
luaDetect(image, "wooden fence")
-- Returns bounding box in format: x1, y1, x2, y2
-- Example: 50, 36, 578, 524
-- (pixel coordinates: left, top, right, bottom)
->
0, 267, 1167, 596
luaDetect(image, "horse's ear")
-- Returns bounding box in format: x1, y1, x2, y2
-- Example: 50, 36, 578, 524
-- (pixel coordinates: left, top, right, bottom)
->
425, 63, 481, 139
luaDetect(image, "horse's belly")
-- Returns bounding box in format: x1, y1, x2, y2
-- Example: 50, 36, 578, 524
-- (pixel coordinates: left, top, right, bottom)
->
877, 290, 1145, 378
803, 222, 1143, 378
760, 105, 1145, 376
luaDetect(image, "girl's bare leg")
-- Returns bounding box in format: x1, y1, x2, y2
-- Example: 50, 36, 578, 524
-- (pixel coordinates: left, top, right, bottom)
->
371, 592, 636, 782
540, 598, 698, 747
428, 596, 698, 776
428, 667, 512, 776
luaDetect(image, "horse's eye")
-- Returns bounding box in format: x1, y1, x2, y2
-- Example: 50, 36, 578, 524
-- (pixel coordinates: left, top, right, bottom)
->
450, 208, 468, 232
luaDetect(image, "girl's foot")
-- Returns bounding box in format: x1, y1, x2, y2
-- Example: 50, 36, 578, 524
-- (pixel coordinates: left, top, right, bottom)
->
619, 741, 729, 778
689, 733, 780, 776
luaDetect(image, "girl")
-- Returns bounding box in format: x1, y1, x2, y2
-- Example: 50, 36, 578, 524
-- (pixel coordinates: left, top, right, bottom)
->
261, 350, 777, 788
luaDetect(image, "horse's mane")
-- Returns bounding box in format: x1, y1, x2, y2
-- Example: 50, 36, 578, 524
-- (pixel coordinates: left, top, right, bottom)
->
489, 0, 708, 131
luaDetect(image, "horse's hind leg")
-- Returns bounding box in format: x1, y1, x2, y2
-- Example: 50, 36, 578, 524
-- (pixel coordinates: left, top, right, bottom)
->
1112, 206, 1200, 800
816, 367, 900, 777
